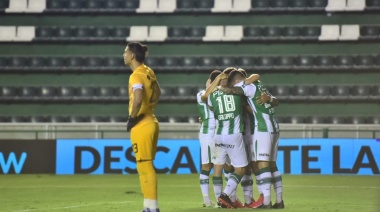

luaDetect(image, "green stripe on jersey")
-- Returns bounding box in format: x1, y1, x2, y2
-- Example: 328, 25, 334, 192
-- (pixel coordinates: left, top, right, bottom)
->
245, 81, 279, 133
209, 90, 244, 135
228, 119, 234, 134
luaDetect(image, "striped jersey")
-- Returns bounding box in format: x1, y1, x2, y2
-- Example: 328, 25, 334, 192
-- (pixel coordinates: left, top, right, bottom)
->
196, 90, 216, 134
237, 81, 280, 133
208, 89, 244, 135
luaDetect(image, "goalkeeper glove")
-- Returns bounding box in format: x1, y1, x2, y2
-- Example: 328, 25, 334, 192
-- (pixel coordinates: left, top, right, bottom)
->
126, 114, 144, 132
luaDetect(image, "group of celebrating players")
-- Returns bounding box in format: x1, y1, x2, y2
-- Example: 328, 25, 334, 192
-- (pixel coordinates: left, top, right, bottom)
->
196, 67, 284, 209
124, 41, 284, 211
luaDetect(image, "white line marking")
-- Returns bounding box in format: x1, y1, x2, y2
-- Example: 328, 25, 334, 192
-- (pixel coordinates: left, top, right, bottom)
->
10, 201, 130, 212
0, 185, 379, 189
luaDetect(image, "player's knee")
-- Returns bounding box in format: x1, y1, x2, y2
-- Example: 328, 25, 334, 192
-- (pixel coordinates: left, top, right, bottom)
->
269, 161, 276, 167
137, 160, 155, 174
257, 161, 270, 169
201, 163, 213, 171
269, 162, 279, 172
234, 167, 246, 176
223, 164, 234, 172
250, 161, 259, 174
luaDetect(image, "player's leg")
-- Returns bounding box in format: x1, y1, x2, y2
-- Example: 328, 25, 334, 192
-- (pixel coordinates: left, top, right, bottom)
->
222, 159, 236, 201
224, 162, 245, 208
249, 132, 273, 209
244, 161, 264, 208
250, 133, 263, 199
137, 160, 158, 211
256, 161, 271, 207
218, 133, 248, 208
250, 134, 262, 198
223, 133, 247, 196
212, 134, 226, 203
199, 133, 215, 207
223, 162, 233, 183
200, 163, 214, 207
270, 161, 284, 209
131, 122, 160, 212
212, 164, 224, 205
241, 134, 254, 206
270, 132, 284, 209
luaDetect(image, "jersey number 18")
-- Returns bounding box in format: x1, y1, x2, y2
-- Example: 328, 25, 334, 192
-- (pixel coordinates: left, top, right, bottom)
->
216, 95, 236, 114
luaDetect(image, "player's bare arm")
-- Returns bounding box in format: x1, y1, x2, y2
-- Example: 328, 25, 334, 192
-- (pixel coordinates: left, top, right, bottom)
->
256, 93, 279, 107
201, 73, 228, 102
245, 104, 253, 114
244, 74, 260, 84
217, 86, 244, 96
130, 88, 143, 118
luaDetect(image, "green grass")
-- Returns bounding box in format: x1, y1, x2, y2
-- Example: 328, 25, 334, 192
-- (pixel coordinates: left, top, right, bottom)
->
0, 174, 379, 212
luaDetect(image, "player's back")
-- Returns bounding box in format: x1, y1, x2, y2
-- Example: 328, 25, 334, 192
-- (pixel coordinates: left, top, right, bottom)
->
129, 64, 159, 125
208, 90, 244, 135
250, 80, 279, 132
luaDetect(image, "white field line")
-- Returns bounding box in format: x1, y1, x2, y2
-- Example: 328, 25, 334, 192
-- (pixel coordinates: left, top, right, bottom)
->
9, 201, 131, 212
0, 185, 379, 189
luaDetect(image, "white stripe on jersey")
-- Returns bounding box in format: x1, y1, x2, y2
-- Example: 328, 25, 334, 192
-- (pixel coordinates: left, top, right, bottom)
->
237, 82, 279, 133
217, 118, 242, 135
197, 90, 216, 133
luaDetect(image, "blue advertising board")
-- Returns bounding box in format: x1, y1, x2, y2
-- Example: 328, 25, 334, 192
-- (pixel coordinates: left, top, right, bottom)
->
276, 139, 380, 175
56, 139, 380, 175
56, 139, 201, 174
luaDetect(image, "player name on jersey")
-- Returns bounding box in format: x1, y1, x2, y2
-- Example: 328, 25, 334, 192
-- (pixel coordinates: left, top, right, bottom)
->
218, 113, 235, 120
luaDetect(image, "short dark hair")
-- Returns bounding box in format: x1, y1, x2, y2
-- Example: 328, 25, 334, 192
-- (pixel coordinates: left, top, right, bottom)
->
209, 70, 221, 83
127, 42, 148, 63
222, 67, 237, 75
228, 70, 245, 84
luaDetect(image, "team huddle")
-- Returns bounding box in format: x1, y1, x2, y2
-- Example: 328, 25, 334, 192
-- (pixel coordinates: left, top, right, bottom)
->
125, 41, 283, 211
197, 67, 284, 209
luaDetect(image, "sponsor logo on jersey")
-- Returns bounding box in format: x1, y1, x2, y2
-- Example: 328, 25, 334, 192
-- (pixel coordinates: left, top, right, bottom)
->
215, 143, 235, 149
259, 153, 270, 157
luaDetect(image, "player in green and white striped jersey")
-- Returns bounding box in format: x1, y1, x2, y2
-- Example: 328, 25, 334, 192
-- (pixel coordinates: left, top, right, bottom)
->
196, 70, 221, 208
219, 70, 283, 209
206, 71, 248, 209
234, 69, 261, 207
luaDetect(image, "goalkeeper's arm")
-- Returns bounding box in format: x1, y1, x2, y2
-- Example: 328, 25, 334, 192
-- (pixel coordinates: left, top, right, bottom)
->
127, 87, 144, 132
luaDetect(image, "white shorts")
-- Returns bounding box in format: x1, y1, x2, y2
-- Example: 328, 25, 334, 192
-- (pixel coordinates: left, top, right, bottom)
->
225, 155, 231, 166
199, 132, 215, 164
213, 133, 248, 168
252, 131, 279, 162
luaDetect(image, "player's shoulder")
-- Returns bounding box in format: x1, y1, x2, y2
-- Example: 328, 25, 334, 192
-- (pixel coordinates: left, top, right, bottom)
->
143, 64, 155, 73
130, 71, 144, 80
196, 90, 206, 103
144, 65, 157, 80
241, 82, 256, 89
197, 89, 205, 95
132, 66, 156, 80
254, 80, 264, 86
144, 63, 153, 70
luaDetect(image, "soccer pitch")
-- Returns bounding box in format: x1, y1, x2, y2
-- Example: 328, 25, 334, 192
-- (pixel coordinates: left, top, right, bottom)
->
0, 174, 378, 212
